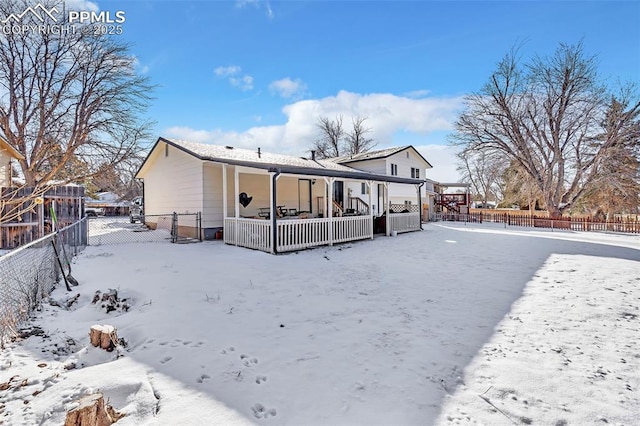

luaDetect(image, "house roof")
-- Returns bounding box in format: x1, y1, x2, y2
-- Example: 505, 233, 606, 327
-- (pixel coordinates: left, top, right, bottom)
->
329, 145, 433, 168
137, 137, 426, 185
0, 136, 25, 161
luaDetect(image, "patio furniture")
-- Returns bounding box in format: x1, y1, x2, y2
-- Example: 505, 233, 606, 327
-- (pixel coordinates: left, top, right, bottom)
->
258, 208, 270, 219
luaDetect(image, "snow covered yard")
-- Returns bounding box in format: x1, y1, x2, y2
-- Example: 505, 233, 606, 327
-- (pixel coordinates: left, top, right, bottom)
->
1, 223, 639, 425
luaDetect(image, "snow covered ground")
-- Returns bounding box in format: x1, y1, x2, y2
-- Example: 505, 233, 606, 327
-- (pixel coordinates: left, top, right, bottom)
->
1, 222, 638, 425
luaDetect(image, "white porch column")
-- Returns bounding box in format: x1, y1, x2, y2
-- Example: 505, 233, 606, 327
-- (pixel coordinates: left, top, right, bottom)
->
222, 164, 228, 219
385, 182, 390, 236
416, 183, 422, 225
324, 177, 334, 246
367, 180, 374, 239
269, 172, 275, 254
234, 166, 239, 245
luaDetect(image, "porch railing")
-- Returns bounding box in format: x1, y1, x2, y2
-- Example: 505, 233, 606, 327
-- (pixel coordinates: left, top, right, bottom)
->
277, 218, 329, 252
226, 216, 378, 253
332, 215, 372, 244
389, 212, 421, 233
224, 218, 271, 252
348, 197, 370, 215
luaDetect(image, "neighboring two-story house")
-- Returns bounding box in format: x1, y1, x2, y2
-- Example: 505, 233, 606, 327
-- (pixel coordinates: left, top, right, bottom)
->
329, 146, 437, 220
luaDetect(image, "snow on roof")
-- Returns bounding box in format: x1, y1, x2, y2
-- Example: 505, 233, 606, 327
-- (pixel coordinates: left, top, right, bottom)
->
164, 138, 359, 174
0, 136, 24, 160
137, 138, 426, 185
328, 146, 410, 164
327, 145, 433, 168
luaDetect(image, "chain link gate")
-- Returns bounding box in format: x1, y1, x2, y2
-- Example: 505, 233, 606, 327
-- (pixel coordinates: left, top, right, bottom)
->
87, 212, 202, 245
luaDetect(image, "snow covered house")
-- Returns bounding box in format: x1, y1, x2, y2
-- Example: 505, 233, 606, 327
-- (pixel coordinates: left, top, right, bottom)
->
135, 138, 427, 253
0, 137, 23, 188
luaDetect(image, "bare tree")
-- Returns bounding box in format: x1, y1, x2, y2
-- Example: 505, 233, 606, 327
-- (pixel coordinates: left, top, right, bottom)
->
456, 149, 505, 206
451, 42, 640, 218
500, 162, 543, 213
578, 94, 640, 217
313, 115, 344, 159
313, 115, 377, 159
345, 116, 376, 155
0, 0, 153, 223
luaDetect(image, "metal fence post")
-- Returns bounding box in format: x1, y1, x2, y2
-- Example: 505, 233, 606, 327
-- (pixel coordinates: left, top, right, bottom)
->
171, 212, 177, 243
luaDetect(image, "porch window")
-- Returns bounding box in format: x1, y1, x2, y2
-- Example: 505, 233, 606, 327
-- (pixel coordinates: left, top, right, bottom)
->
361, 182, 368, 194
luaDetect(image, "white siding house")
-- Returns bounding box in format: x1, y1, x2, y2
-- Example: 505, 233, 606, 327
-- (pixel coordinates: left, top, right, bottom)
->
136, 138, 427, 253
329, 146, 436, 220
0, 137, 24, 188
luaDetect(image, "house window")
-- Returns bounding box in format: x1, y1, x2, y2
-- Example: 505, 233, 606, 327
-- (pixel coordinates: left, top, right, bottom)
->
404, 200, 412, 206
165, 144, 169, 157
361, 182, 368, 194
411, 167, 420, 179
390, 163, 398, 176
406, 152, 409, 159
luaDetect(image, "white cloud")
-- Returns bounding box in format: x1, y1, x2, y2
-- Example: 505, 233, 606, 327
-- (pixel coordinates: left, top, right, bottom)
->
235, 0, 274, 19
64, 0, 99, 12
265, 1, 274, 19
235, 0, 259, 7
415, 144, 462, 183
214, 65, 241, 77
162, 90, 465, 181
268, 77, 307, 99
214, 66, 254, 91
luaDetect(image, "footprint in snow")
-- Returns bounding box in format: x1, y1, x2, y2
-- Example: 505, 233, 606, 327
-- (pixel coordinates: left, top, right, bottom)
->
251, 403, 277, 419
160, 356, 173, 364
256, 375, 267, 384
196, 374, 210, 383
221, 346, 235, 354
241, 354, 258, 367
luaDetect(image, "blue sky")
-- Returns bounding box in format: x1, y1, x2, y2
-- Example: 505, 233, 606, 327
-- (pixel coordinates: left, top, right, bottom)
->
101, 0, 639, 181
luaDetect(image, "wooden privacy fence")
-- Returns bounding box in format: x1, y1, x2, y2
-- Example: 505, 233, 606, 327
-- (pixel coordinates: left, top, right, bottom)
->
438, 212, 640, 234
1, 185, 84, 249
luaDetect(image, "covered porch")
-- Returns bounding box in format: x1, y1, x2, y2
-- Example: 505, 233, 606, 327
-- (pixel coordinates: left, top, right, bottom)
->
220, 164, 422, 254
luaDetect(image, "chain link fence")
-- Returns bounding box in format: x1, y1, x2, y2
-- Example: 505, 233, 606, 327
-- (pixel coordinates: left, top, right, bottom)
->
0, 219, 87, 346
87, 212, 202, 245
1, 211, 202, 344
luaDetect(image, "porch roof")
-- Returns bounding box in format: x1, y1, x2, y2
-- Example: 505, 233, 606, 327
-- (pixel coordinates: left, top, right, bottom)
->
141, 137, 425, 185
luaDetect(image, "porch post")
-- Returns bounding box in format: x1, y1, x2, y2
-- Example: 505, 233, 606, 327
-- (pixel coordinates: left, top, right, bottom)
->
416, 183, 423, 230
222, 164, 228, 220
234, 166, 239, 246
367, 180, 374, 239
324, 177, 334, 246
222, 164, 228, 243
385, 182, 390, 236
270, 172, 277, 254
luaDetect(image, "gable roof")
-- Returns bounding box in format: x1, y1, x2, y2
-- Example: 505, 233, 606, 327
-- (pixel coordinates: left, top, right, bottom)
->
329, 145, 433, 168
0, 136, 25, 161
137, 137, 426, 185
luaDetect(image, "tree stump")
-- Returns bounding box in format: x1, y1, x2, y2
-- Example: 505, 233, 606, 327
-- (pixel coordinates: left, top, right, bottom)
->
89, 325, 117, 351
64, 393, 112, 426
